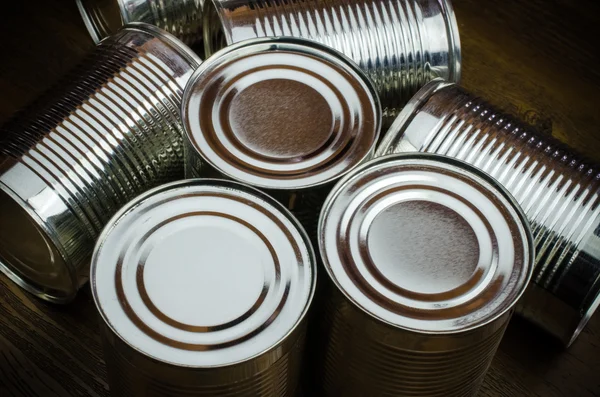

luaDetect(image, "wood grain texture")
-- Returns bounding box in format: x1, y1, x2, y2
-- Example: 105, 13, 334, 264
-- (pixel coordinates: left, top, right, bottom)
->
0, 0, 599, 396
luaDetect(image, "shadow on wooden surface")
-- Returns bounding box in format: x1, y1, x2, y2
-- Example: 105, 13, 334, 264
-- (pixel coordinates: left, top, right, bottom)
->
0, 0, 599, 396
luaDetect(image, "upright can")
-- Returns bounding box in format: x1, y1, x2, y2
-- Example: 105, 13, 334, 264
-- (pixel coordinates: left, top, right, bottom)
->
203, 0, 461, 121
317, 154, 534, 397
377, 79, 600, 346
91, 179, 316, 397
0, 23, 201, 303
77, 0, 204, 46
182, 37, 381, 238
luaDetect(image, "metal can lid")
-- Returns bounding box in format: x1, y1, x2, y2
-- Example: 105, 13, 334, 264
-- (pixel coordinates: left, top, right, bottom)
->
182, 37, 381, 190
319, 153, 534, 334
0, 177, 75, 301
91, 179, 316, 367
76, 0, 126, 43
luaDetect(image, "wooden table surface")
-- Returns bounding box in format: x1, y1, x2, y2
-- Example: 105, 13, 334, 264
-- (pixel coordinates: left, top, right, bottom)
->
0, 0, 599, 396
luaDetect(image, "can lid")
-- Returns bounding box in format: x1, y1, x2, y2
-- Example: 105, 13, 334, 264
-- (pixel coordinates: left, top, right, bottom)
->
76, 0, 125, 43
183, 37, 381, 190
0, 181, 75, 302
91, 179, 316, 367
376, 78, 451, 156
319, 154, 534, 333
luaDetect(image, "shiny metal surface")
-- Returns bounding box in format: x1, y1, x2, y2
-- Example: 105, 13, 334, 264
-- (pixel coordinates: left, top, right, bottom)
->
317, 153, 533, 396
377, 79, 600, 346
92, 179, 315, 396
203, 0, 461, 122
77, 0, 204, 46
183, 37, 380, 238
0, 23, 200, 303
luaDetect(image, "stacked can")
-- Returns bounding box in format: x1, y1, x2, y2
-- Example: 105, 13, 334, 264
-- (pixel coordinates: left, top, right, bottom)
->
77, 0, 204, 46
91, 179, 316, 397
203, 0, 461, 120
0, 23, 200, 303
377, 79, 600, 346
182, 37, 381, 238
317, 154, 534, 396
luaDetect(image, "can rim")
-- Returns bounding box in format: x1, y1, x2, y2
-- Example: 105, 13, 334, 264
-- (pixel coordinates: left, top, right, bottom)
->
202, 0, 233, 57
438, 0, 462, 83
0, 181, 78, 304
91, 178, 317, 368
376, 78, 451, 156
569, 277, 600, 346
318, 152, 535, 335
75, 0, 126, 44
123, 22, 203, 67
182, 36, 381, 191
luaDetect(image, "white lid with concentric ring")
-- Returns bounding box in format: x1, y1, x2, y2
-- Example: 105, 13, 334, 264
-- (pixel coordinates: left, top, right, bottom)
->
91, 179, 316, 367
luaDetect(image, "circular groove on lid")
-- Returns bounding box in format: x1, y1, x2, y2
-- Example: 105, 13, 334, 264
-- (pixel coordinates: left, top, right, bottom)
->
91, 179, 316, 367
183, 37, 381, 190
319, 154, 534, 333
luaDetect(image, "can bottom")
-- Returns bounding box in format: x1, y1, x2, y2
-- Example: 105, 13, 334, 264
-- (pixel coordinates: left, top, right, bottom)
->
0, 183, 76, 303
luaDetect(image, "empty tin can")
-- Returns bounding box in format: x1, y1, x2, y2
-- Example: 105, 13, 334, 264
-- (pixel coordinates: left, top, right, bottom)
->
0, 23, 201, 303
317, 153, 534, 396
182, 37, 381, 238
203, 0, 461, 121
377, 79, 600, 346
91, 179, 316, 397
77, 0, 204, 46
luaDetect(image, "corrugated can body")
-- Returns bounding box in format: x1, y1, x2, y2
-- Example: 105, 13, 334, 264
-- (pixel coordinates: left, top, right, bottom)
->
182, 37, 381, 239
91, 179, 316, 397
101, 322, 306, 396
0, 23, 200, 303
204, 0, 461, 121
317, 154, 534, 396
319, 289, 510, 396
77, 0, 204, 46
377, 80, 600, 346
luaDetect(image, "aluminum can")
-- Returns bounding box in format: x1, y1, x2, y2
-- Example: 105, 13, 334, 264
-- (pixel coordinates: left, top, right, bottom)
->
182, 37, 381, 239
377, 79, 600, 346
203, 0, 461, 121
91, 179, 316, 397
77, 0, 204, 47
317, 153, 534, 396
0, 23, 201, 303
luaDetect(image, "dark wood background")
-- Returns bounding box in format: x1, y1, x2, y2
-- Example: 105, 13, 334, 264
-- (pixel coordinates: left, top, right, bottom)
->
0, 0, 599, 396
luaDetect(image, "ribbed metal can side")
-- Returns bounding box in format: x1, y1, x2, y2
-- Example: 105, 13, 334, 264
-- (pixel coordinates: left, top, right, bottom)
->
101, 321, 306, 397
377, 80, 600, 345
316, 287, 509, 397
77, 0, 204, 46
0, 24, 200, 303
204, 0, 460, 120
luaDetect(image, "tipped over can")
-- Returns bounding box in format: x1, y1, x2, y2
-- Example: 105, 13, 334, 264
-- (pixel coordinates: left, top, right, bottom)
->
182, 37, 381, 238
203, 0, 461, 121
317, 154, 534, 396
0, 23, 201, 303
77, 0, 204, 46
377, 79, 600, 346
91, 179, 316, 397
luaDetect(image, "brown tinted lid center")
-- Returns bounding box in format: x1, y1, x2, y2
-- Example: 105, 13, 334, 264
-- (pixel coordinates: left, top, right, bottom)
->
228, 78, 334, 159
